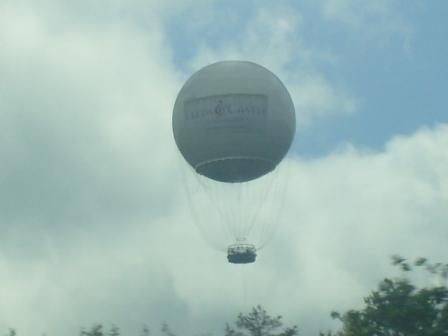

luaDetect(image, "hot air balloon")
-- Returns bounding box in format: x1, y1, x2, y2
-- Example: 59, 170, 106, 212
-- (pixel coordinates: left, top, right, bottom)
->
173, 61, 295, 264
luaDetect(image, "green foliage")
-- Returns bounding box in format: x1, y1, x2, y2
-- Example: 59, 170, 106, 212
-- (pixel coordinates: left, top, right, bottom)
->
109, 325, 120, 336
140, 324, 150, 336
5, 255, 447, 336
81, 324, 105, 336
161, 322, 176, 336
80, 324, 121, 336
326, 256, 448, 336
225, 305, 298, 336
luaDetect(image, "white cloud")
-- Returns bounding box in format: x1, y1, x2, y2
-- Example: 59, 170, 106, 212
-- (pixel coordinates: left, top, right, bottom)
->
169, 124, 448, 335
189, 5, 358, 128
190, 7, 299, 73
269, 124, 448, 333
1, 1, 447, 336
289, 76, 357, 126
0, 2, 184, 333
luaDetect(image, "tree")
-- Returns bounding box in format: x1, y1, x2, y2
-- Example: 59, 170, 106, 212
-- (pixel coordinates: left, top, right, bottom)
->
81, 324, 104, 336
161, 322, 176, 336
140, 324, 150, 336
225, 305, 298, 336
109, 325, 120, 336
80, 323, 122, 336
323, 256, 448, 336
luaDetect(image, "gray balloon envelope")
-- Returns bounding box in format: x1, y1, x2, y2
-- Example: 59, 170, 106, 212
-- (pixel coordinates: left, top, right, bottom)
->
173, 61, 295, 183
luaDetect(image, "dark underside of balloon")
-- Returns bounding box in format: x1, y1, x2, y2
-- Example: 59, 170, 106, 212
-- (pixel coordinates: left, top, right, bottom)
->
196, 157, 275, 183
227, 243, 257, 264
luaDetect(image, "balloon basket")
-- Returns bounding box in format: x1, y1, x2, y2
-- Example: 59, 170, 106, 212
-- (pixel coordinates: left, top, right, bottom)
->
227, 243, 257, 264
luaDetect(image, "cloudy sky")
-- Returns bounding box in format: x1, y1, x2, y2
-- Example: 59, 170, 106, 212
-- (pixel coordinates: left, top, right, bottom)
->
1, 0, 448, 335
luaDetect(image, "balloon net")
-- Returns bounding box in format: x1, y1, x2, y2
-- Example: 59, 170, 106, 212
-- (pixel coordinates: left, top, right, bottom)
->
179, 156, 291, 253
